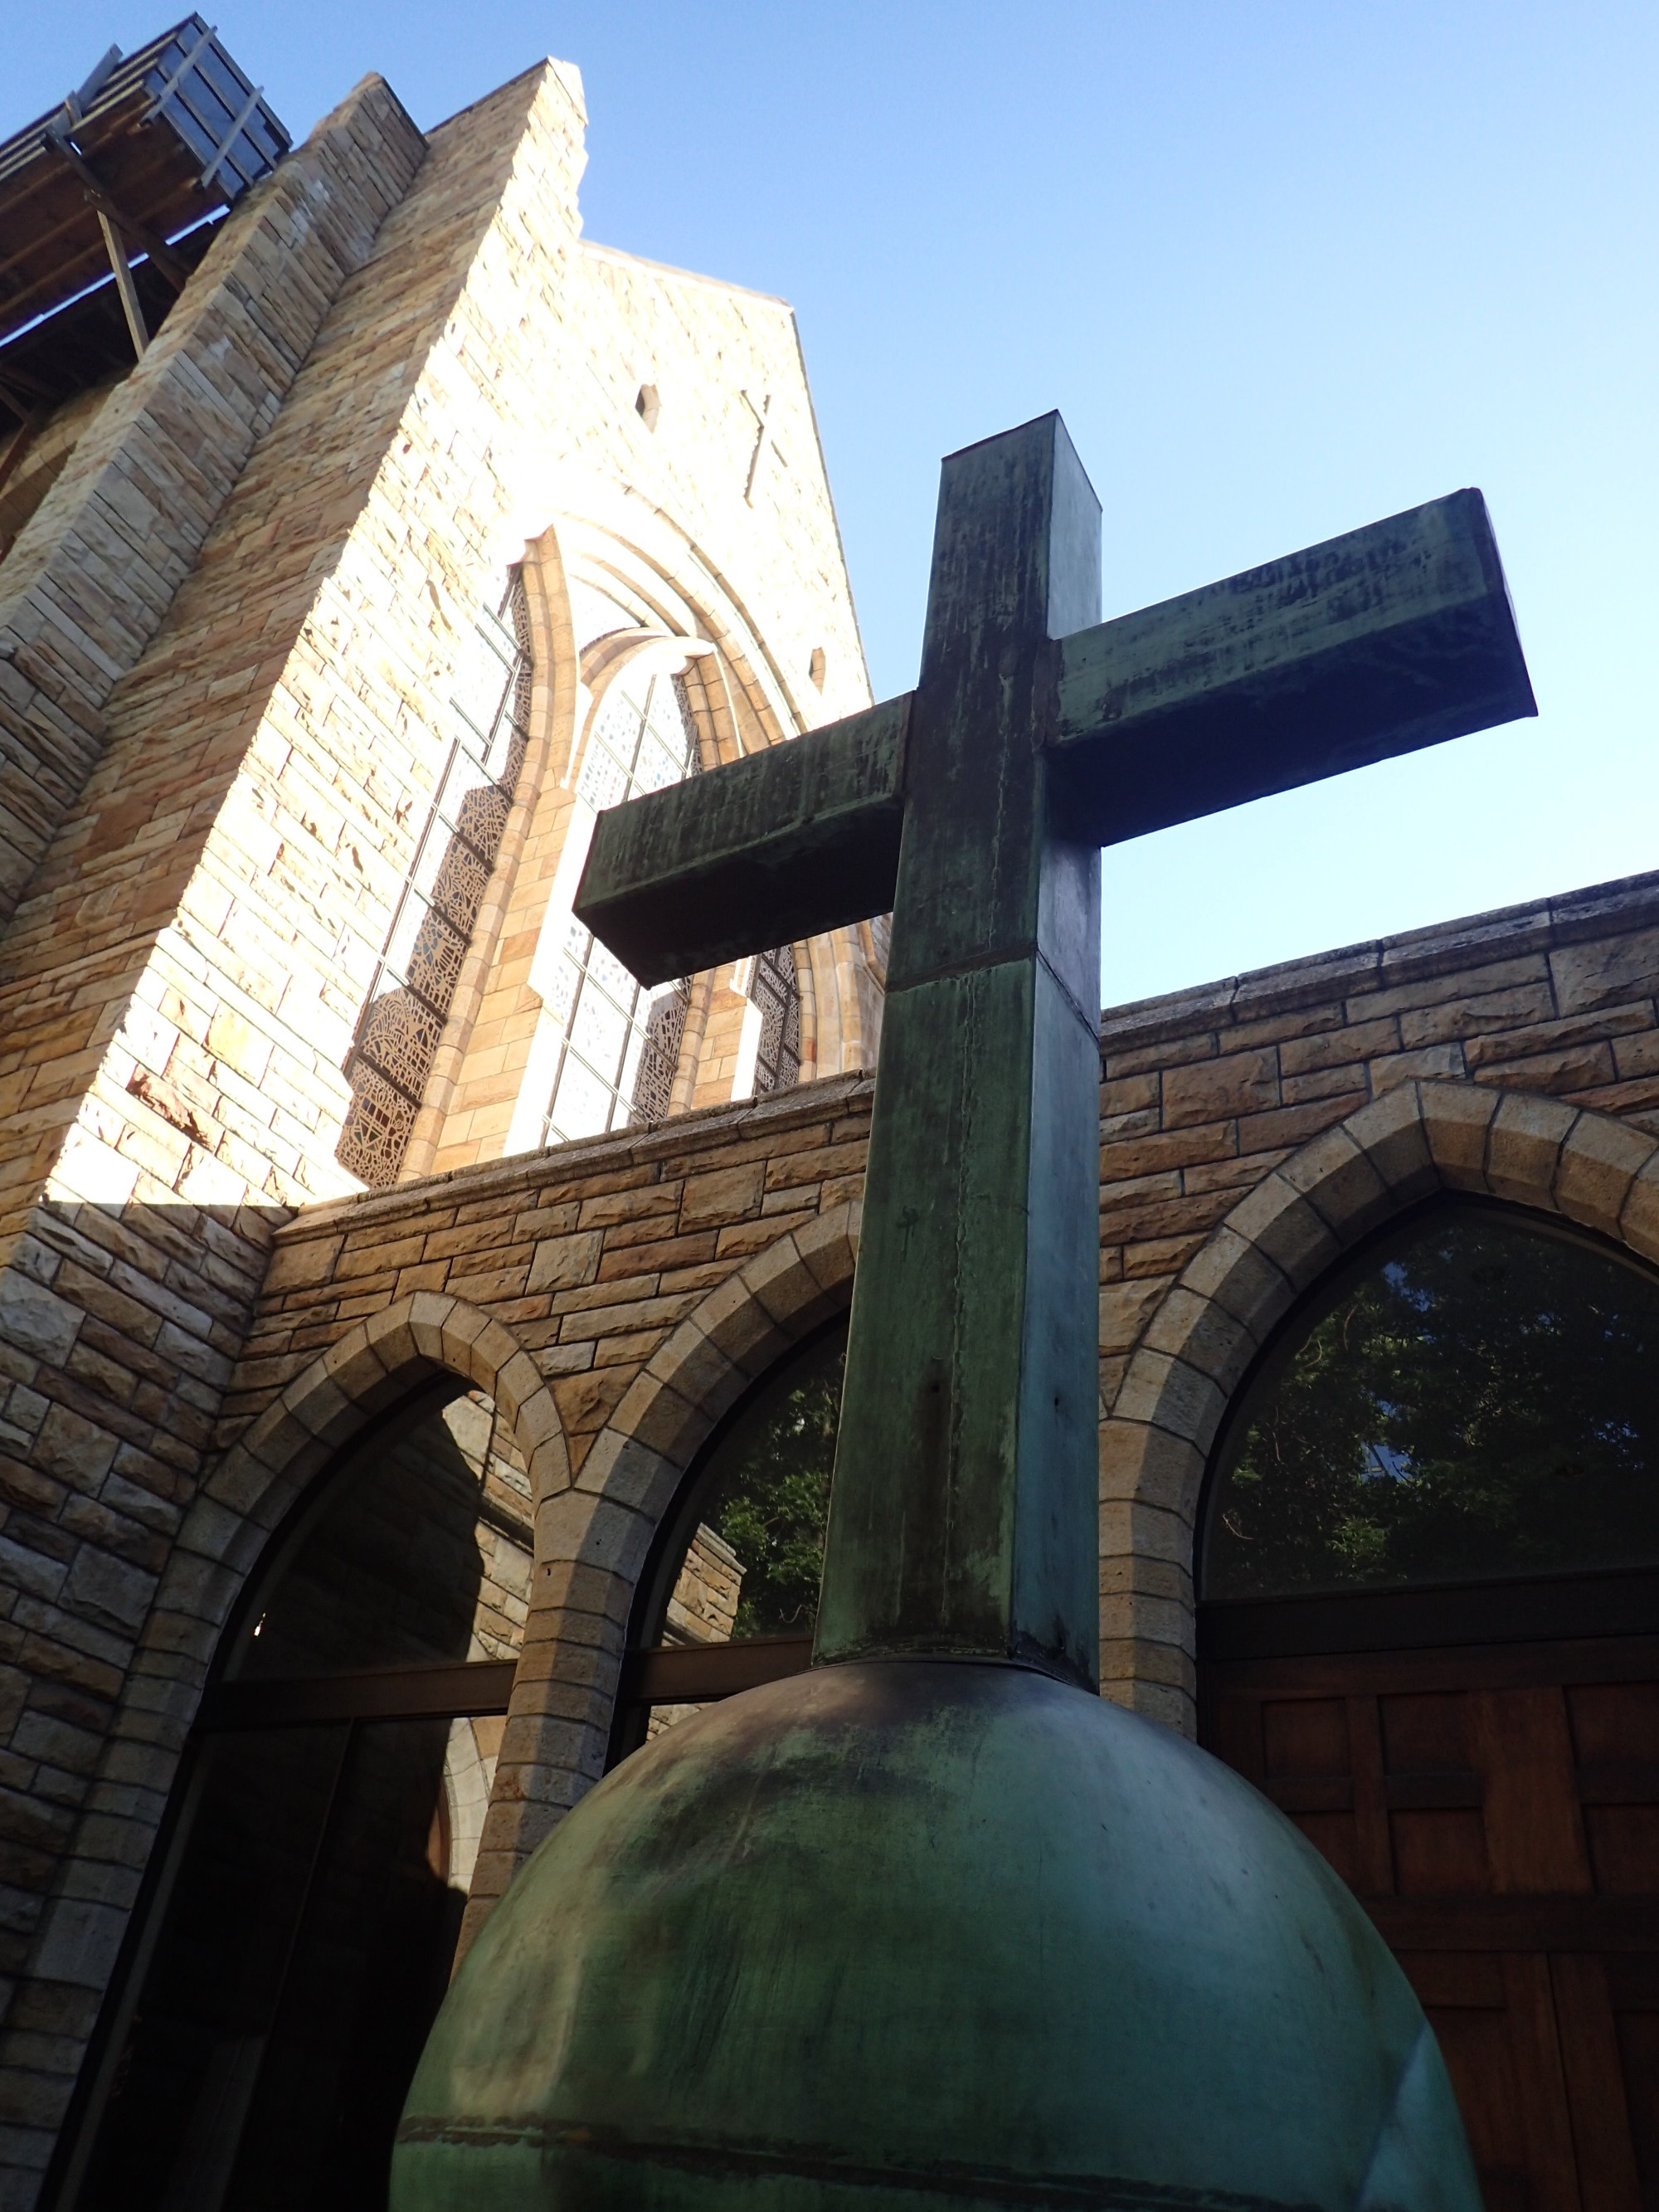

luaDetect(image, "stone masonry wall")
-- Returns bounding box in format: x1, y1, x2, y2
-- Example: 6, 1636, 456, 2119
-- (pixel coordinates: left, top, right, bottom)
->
0, 76, 426, 930
220, 862, 1659, 1750
0, 97, 571, 2161
1094, 870, 1659, 1385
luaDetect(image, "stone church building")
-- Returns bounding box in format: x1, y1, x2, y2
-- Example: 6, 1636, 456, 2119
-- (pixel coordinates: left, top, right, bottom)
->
0, 21, 1654, 2212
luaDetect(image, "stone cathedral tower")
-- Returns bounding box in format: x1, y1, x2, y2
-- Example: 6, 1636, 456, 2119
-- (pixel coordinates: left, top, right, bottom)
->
0, 23, 878, 2206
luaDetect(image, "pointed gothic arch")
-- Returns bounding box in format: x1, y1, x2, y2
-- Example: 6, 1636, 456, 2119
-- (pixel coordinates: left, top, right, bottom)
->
1102, 1079, 1659, 1735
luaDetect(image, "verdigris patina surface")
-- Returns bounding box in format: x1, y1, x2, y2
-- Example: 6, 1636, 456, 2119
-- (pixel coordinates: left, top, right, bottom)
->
392, 414, 1532, 2207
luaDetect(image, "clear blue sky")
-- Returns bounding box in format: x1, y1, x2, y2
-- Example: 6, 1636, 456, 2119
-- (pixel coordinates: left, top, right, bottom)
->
13, 3, 1657, 1006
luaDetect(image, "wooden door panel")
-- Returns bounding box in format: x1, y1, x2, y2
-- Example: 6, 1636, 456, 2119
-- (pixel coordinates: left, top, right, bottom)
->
1201, 1630, 1659, 2212
1262, 1694, 1347, 1775
1381, 1688, 1474, 1771
1585, 1805, 1659, 1894
1470, 1690, 1593, 1896
1500, 1951, 1584, 2212
1550, 1952, 1642, 2212
1290, 1810, 1366, 1895
1417, 1972, 1534, 2212
1611, 2010, 1659, 2204
1567, 1680, 1659, 1763
1607, 1954, 1659, 2208
1392, 1809, 1491, 1896
1203, 1691, 1264, 1783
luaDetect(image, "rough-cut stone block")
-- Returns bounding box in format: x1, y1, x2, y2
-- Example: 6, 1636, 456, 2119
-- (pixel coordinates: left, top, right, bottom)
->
1486, 1092, 1578, 1208
406, 1291, 460, 1361
1338, 1081, 1434, 1200
794, 1203, 859, 1294
528, 1238, 606, 1300
493, 1348, 543, 1420
1138, 1285, 1257, 1393
1100, 1124, 1236, 1181
526, 1431, 572, 1503
0, 1279, 82, 1366
1419, 1079, 1499, 1188
1223, 1173, 1341, 1291
1110, 1349, 1226, 1450
536, 1487, 652, 1584
32, 1407, 118, 1488
607, 1372, 711, 1463
645, 1318, 742, 1415
1099, 1279, 1166, 1355
260, 1235, 343, 1294
1551, 923, 1659, 1016
1160, 1047, 1279, 1129
1176, 1222, 1290, 1331
1618, 1160, 1659, 1266
1279, 1123, 1390, 1244
1554, 1116, 1657, 1240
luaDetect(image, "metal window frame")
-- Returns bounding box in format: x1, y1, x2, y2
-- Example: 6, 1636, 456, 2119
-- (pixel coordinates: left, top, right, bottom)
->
542, 670, 699, 1146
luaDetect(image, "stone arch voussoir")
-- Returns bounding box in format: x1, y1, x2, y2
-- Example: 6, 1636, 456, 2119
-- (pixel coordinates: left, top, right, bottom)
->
467, 1206, 861, 1931
36, 1294, 564, 2009
1100, 1079, 1659, 1736
138, 1292, 565, 1715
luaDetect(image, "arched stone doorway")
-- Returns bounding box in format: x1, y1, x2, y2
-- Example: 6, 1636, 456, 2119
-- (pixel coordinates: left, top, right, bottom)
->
1112, 1085, 1659, 2210
45, 1298, 563, 2212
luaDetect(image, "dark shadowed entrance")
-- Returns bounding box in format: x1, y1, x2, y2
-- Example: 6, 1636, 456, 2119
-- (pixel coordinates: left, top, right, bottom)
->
1198, 1201, 1659, 2211
52, 1381, 531, 2212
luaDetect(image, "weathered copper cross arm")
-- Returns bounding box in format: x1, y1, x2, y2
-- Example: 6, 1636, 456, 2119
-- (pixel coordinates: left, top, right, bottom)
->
575, 417, 1532, 1691
577, 485, 1532, 987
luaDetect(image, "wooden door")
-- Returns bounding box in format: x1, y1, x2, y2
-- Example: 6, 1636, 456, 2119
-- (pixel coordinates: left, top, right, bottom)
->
1202, 1633, 1659, 2210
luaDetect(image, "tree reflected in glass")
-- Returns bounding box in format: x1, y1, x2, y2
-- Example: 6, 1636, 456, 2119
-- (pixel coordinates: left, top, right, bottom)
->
663, 1322, 845, 1644
1206, 1209, 1659, 1600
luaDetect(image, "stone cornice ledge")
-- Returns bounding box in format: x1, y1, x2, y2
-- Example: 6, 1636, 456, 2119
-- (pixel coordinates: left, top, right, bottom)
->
1098, 868, 1659, 1058
277, 1071, 877, 1245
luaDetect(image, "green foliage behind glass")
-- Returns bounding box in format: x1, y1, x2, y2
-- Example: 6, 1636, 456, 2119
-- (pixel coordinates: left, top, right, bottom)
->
700, 1324, 845, 1638
1206, 1211, 1659, 1599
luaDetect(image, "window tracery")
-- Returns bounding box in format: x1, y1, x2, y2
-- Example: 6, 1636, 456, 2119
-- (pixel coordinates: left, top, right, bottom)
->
749, 942, 801, 1095
538, 663, 701, 1144
337, 573, 530, 1187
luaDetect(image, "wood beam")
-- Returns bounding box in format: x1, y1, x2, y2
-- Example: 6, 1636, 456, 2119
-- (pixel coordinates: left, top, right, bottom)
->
96, 211, 148, 357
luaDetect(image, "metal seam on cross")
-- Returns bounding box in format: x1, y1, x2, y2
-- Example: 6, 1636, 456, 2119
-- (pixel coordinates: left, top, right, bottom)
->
893, 939, 1101, 1038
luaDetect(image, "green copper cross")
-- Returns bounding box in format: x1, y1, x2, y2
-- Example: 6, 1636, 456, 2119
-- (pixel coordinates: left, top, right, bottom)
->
576, 413, 1533, 1690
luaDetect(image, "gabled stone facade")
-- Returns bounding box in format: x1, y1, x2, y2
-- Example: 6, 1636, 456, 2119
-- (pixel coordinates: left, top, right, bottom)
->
0, 49, 876, 2201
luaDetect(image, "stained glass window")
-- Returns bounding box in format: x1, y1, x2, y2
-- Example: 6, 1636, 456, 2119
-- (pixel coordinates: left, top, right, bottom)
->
539, 667, 700, 1143
750, 942, 801, 1095
1202, 1206, 1659, 1601
337, 576, 531, 1188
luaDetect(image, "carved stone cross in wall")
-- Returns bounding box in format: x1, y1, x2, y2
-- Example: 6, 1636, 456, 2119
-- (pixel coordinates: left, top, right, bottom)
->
741, 388, 783, 504
576, 413, 1534, 1683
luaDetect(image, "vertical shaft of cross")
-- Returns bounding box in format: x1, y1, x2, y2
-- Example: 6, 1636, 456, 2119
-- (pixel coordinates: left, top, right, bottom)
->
812, 415, 1104, 1688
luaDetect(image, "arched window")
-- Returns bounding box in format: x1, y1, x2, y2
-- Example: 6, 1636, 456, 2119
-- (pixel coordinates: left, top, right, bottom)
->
740, 941, 802, 1098
338, 573, 531, 1187
538, 660, 701, 1141
1203, 1203, 1659, 1603
1197, 1201, 1659, 2209
58, 1387, 529, 2212
610, 1316, 845, 1759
